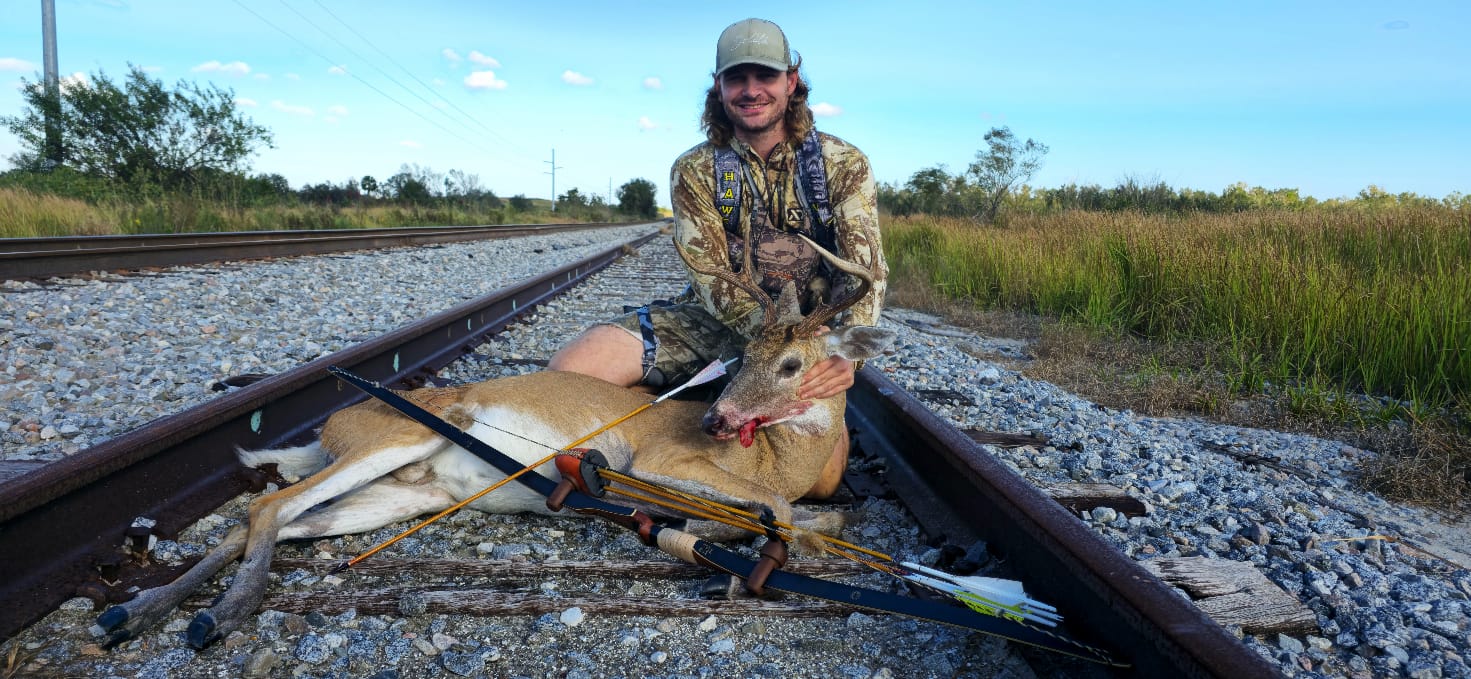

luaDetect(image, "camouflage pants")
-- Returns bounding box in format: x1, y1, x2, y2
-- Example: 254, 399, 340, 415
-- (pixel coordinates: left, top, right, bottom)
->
602, 301, 747, 389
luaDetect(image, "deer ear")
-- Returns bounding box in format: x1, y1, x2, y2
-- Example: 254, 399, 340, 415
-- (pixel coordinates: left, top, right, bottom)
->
827, 326, 897, 361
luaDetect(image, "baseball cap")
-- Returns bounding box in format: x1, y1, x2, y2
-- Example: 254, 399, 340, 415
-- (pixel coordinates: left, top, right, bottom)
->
715, 18, 791, 75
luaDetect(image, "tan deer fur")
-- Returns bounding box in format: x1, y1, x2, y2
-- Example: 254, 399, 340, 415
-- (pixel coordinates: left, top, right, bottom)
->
95, 236, 893, 649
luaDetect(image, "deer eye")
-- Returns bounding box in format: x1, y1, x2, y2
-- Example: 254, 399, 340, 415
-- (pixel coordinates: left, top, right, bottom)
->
779, 358, 802, 376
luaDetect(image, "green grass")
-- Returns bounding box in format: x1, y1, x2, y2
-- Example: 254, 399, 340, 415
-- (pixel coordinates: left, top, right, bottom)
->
0, 187, 577, 238
884, 207, 1471, 416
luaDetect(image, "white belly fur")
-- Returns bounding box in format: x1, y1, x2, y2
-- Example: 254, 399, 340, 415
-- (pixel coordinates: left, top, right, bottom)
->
427, 405, 634, 515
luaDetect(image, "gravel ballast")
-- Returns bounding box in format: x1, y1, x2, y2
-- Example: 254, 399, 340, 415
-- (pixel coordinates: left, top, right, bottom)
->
3, 226, 1469, 678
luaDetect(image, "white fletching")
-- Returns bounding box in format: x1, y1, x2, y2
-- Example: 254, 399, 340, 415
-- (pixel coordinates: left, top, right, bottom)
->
654, 358, 738, 403
899, 561, 1062, 627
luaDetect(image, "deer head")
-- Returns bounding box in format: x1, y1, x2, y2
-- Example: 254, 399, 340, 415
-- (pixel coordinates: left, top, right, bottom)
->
677, 235, 895, 447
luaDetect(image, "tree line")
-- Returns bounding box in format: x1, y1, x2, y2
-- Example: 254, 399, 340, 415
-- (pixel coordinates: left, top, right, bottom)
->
879, 127, 1467, 222
0, 65, 661, 220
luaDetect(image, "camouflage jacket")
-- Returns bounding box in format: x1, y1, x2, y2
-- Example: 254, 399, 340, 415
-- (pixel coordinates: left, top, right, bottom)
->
669, 131, 887, 340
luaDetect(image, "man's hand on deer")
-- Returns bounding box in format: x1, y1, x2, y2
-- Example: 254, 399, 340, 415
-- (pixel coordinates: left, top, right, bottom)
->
798, 353, 854, 400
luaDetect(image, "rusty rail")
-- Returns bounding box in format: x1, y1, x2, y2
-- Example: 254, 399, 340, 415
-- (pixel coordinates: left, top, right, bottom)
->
0, 221, 663, 280
0, 231, 659, 641
849, 371, 1280, 677
0, 230, 1279, 676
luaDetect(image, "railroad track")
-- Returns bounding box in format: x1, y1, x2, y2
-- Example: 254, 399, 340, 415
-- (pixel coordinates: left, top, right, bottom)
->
0, 231, 1281, 677
0, 221, 648, 280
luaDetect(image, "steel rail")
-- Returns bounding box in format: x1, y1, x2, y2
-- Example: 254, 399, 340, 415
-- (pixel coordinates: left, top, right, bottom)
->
0, 221, 663, 280
0, 230, 659, 641
848, 372, 1281, 678
0, 232, 1279, 675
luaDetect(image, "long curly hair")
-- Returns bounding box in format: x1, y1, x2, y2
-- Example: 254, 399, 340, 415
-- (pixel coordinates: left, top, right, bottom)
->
701, 63, 813, 147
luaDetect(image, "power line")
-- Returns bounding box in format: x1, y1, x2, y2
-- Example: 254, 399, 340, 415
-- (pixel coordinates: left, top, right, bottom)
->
227, 0, 517, 170
281, 0, 530, 162
307, 0, 525, 156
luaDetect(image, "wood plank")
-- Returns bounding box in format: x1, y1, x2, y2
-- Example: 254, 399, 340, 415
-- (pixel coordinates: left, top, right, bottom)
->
1038, 482, 1149, 518
1141, 557, 1316, 635
185, 588, 861, 618
963, 430, 1051, 448
269, 557, 871, 580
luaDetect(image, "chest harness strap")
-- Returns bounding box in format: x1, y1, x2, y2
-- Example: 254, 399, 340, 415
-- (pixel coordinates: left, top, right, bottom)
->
713, 128, 837, 258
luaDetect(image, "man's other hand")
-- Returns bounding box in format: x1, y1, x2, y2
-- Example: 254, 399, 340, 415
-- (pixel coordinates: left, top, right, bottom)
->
799, 342, 855, 400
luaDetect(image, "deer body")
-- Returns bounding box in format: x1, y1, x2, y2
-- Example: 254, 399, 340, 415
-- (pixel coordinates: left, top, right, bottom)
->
95, 236, 891, 649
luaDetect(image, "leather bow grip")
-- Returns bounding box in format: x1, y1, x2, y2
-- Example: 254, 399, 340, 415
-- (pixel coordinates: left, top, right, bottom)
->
654, 526, 702, 564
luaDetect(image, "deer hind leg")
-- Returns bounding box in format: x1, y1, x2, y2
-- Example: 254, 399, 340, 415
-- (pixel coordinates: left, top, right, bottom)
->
96, 522, 250, 648
183, 437, 449, 648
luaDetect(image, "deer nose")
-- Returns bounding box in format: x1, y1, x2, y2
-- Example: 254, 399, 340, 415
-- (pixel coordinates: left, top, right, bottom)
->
702, 410, 727, 436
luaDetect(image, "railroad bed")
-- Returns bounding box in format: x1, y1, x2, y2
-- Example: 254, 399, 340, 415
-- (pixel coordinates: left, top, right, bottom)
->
3, 227, 1470, 678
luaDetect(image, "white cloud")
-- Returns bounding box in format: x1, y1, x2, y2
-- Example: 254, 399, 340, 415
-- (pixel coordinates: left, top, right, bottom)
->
141, 65, 164, 74
285, 73, 301, 81
234, 97, 259, 108
191, 60, 251, 77
442, 48, 462, 63
463, 70, 507, 90
431, 77, 446, 87
637, 116, 658, 131
59, 72, 90, 93
323, 116, 339, 124
253, 73, 271, 81
642, 76, 663, 90
327, 65, 348, 76
326, 104, 349, 116
271, 100, 314, 116
0, 58, 38, 73
400, 140, 422, 148
562, 70, 593, 86
811, 102, 843, 117
468, 50, 500, 68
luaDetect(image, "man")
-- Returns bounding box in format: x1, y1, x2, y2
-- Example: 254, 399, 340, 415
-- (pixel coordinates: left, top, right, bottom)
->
548, 18, 886, 499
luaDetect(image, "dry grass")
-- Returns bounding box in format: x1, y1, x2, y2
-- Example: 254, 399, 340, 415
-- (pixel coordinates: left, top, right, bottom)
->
892, 285, 1470, 513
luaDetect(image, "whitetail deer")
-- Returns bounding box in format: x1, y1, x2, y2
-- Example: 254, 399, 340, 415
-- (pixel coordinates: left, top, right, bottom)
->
95, 236, 894, 649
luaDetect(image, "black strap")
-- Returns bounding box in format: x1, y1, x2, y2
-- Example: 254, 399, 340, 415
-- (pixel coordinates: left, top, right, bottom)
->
714, 147, 742, 235
623, 302, 669, 388
712, 132, 835, 253
795, 128, 837, 255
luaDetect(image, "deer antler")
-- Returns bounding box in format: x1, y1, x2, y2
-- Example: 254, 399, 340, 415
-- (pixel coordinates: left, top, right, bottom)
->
791, 234, 878, 337
674, 237, 781, 332
674, 234, 878, 337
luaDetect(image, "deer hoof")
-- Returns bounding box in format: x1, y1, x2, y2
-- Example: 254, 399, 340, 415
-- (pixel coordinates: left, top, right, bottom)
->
186, 611, 221, 649
95, 605, 130, 632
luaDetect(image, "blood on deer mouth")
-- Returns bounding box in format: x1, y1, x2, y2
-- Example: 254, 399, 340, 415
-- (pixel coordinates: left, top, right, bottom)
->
738, 417, 768, 447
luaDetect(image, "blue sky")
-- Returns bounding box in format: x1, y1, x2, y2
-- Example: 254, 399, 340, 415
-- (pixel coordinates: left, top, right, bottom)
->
2, 1, 1467, 206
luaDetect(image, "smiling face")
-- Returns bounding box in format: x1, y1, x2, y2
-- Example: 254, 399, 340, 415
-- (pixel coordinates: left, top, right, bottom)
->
717, 63, 799, 146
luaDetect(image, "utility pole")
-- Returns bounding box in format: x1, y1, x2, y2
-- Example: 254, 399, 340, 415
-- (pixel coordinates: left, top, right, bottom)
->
544, 149, 563, 212
41, 0, 62, 169
608, 177, 614, 220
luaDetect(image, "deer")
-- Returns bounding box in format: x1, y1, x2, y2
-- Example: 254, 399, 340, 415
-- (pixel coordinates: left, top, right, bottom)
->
93, 236, 895, 649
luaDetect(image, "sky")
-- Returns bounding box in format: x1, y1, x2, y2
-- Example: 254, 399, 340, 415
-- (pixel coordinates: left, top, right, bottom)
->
1, 1, 1468, 207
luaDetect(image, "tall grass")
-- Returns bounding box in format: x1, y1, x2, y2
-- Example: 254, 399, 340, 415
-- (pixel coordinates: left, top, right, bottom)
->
0, 187, 565, 238
885, 206, 1471, 413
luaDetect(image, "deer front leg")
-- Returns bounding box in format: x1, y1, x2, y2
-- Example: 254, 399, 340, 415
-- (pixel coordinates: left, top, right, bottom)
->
632, 459, 800, 540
